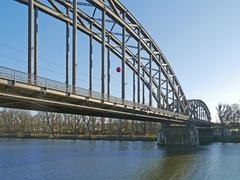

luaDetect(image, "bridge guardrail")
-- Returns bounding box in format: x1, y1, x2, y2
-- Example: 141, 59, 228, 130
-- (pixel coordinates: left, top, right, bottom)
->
0, 66, 187, 120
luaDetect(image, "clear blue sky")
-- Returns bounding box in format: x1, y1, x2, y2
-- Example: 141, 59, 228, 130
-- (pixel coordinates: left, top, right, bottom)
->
0, 0, 240, 121
121, 0, 240, 121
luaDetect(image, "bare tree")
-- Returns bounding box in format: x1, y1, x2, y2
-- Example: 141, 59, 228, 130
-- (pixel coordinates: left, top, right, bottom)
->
38, 112, 58, 135
17, 110, 32, 135
0, 109, 18, 134
83, 116, 92, 137
64, 114, 82, 136
32, 114, 42, 134
216, 104, 232, 136
108, 118, 114, 136
56, 113, 64, 135
0, 109, 165, 138
229, 104, 240, 134
117, 120, 122, 137
100, 117, 105, 135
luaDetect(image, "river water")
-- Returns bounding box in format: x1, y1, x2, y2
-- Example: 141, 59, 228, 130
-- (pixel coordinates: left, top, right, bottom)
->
0, 138, 239, 180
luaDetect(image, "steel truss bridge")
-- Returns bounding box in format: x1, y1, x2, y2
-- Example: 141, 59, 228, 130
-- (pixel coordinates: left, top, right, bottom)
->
0, 0, 212, 126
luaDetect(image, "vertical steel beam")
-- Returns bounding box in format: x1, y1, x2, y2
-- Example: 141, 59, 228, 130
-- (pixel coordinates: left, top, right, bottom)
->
28, 0, 34, 84
172, 77, 175, 112
122, 11, 126, 100
200, 107, 202, 120
157, 65, 161, 108
89, 23, 93, 92
142, 70, 145, 104
34, 6, 38, 85
107, 36, 110, 96
137, 28, 141, 104
198, 106, 200, 120
72, 0, 77, 93
66, 7, 70, 92
166, 73, 169, 110
177, 87, 180, 113
149, 43, 152, 106
101, 0, 106, 97
133, 58, 135, 103
163, 82, 165, 109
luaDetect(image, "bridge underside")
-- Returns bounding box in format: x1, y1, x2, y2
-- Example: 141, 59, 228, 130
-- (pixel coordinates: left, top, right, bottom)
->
0, 78, 189, 124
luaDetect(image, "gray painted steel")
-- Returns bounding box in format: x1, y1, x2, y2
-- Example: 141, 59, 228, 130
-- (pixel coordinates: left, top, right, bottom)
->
8, 0, 212, 124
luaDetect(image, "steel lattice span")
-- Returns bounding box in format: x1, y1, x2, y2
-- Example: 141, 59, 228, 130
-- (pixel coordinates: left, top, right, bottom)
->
0, 0, 212, 125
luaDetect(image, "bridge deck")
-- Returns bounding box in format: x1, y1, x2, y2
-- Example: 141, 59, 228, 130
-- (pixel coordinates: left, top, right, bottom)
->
0, 66, 189, 124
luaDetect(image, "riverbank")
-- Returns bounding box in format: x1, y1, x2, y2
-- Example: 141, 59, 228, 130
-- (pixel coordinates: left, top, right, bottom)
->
199, 135, 240, 143
2, 134, 240, 143
212, 136, 240, 143
0, 134, 157, 141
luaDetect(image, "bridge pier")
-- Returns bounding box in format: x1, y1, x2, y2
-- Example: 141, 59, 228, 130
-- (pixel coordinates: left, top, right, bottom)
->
157, 124, 199, 146
198, 127, 214, 143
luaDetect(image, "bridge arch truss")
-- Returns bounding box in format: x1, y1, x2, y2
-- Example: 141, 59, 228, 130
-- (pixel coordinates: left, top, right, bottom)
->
186, 99, 211, 122
10, 0, 211, 123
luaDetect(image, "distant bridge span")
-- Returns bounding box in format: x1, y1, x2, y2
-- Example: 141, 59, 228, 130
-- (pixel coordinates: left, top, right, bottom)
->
0, 0, 212, 126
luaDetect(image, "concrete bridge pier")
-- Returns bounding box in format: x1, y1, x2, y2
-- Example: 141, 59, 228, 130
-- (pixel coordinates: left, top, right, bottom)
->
157, 123, 199, 146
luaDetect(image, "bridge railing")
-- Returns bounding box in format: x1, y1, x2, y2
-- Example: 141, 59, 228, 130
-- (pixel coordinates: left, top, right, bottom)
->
0, 66, 187, 119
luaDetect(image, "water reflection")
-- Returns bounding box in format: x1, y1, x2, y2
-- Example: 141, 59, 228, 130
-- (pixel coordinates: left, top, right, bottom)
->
140, 146, 199, 180
0, 139, 240, 180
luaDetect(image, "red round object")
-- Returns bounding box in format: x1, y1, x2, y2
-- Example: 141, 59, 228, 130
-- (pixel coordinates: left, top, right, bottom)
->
116, 67, 121, 73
